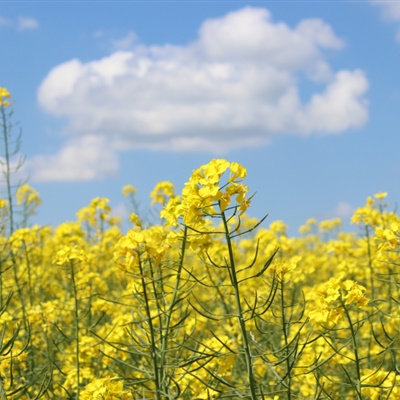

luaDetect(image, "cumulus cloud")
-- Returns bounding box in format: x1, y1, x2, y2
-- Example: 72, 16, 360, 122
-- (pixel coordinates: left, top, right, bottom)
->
323, 202, 355, 220
94, 30, 138, 51
371, 0, 400, 41
28, 136, 119, 182
0, 15, 39, 31
334, 202, 355, 219
36, 6, 369, 180
111, 31, 138, 50
17, 16, 39, 32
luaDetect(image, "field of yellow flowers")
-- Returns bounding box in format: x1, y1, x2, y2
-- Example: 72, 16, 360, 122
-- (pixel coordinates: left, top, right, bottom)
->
1, 88, 400, 399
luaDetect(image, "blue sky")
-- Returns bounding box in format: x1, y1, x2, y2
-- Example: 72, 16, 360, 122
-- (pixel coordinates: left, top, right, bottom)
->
1, 0, 400, 234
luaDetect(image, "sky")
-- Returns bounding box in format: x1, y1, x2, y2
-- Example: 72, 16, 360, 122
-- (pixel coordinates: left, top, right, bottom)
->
1, 0, 400, 234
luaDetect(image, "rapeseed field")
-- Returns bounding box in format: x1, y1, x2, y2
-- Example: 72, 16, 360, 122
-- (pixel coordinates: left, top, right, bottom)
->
1, 88, 399, 399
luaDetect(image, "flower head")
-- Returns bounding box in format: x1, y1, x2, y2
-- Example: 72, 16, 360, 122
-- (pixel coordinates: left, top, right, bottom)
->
0, 88, 11, 107
122, 184, 137, 198
54, 245, 88, 267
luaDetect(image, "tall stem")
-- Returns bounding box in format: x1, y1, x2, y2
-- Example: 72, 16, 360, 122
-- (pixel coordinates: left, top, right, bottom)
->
70, 262, 81, 399
280, 280, 292, 400
1, 106, 14, 235
221, 211, 257, 400
160, 225, 187, 394
341, 297, 362, 400
138, 258, 162, 400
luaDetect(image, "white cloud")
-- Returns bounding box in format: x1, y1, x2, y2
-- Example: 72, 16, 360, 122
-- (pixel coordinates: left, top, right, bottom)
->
0, 15, 39, 32
371, 0, 400, 41
371, 0, 400, 20
17, 16, 39, 32
28, 136, 119, 182
111, 31, 138, 50
323, 202, 355, 220
334, 202, 355, 219
93, 30, 138, 52
36, 6, 369, 180
301, 70, 368, 134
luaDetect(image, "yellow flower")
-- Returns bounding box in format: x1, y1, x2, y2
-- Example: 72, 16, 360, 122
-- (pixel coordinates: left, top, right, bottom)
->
54, 244, 88, 266
269, 220, 288, 235
238, 198, 251, 216
374, 192, 388, 200
0, 87, 11, 107
319, 218, 342, 233
150, 181, 175, 205
76, 197, 112, 229
298, 218, 317, 234
160, 196, 183, 227
220, 192, 231, 212
228, 161, 247, 181
16, 183, 42, 212
81, 376, 131, 399
122, 184, 137, 198
178, 159, 250, 225
270, 256, 301, 281
129, 212, 142, 227
342, 280, 369, 308
226, 182, 248, 203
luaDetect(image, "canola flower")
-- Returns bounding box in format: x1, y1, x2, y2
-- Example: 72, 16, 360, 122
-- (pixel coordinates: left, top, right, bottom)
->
54, 244, 88, 267
150, 180, 175, 205
161, 159, 249, 228
307, 275, 369, 327
16, 183, 41, 210
81, 377, 132, 400
0, 87, 11, 107
122, 184, 137, 198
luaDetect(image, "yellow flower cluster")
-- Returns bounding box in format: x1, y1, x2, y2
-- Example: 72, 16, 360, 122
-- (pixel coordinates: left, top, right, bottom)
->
81, 376, 131, 399
54, 244, 88, 266
161, 159, 249, 227
0, 87, 11, 107
150, 180, 175, 205
307, 275, 369, 326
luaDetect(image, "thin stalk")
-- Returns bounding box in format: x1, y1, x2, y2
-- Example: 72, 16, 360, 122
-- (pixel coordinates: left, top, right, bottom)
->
160, 225, 188, 395
70, 262, 81, 399
1, 106, 14, 235
10, 249, 27, 322
138, 257, 162, 400
148, 258, 165, 394
1, 107, 27, 320
221, 210, 258, 400
341, 297, 362, 400
280, 280, 292, 400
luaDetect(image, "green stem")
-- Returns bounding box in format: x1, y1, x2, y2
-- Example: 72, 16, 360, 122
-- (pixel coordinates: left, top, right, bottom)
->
341, 297, 362, 400
159, 225, 188, 395
280, 280, 292, 400
221, 210, 257, 400
70, 262, 81, 399
138, 257, 162, 400
10, 249, 27, 322
1, 105, 14, 235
